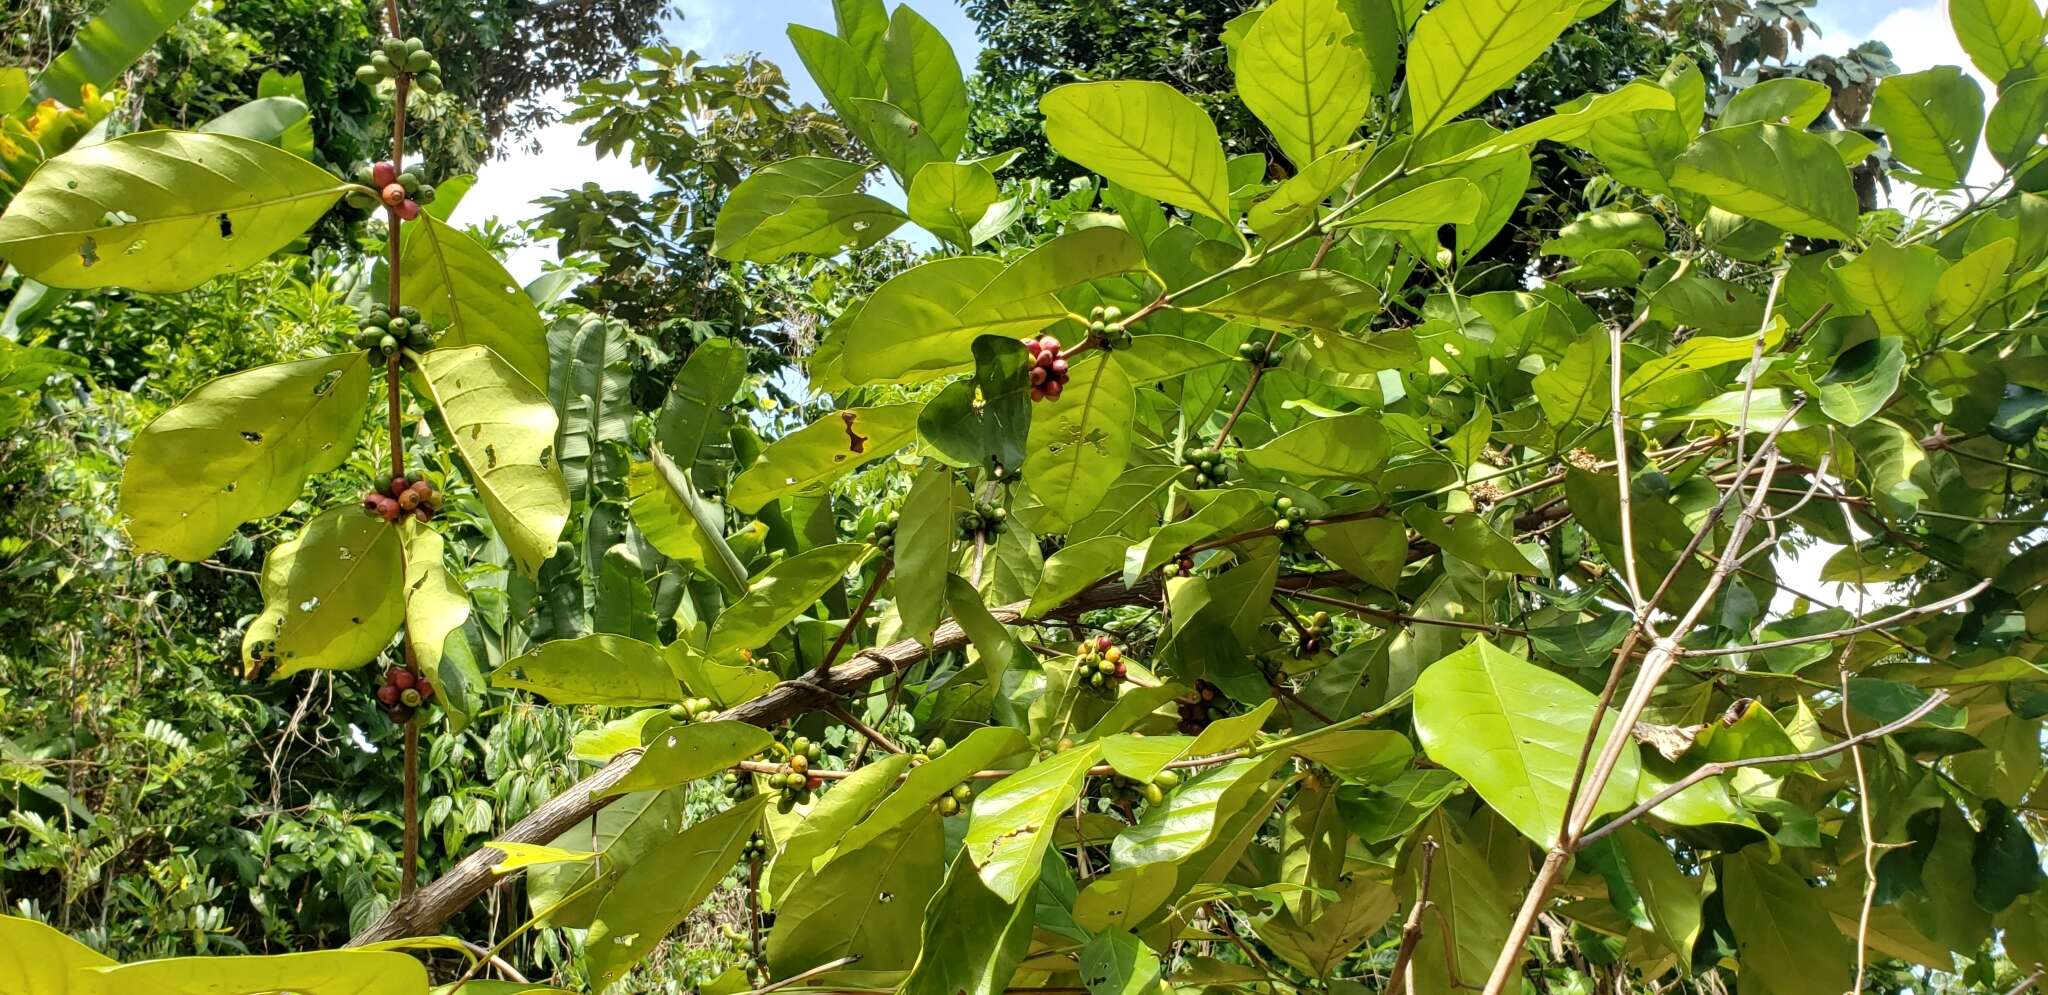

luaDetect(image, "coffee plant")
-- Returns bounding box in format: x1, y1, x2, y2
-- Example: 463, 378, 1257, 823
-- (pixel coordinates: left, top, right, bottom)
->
8, 0, 2048, 992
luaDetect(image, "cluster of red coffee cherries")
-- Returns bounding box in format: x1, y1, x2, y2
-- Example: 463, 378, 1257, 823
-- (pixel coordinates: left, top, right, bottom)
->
1177, 680, 1226, 735
345, 160, 438, 220
1077, 635, 1126, 690
376, 664, 434, 724
1022, 334, 1070, 402
362, 470, 443, 524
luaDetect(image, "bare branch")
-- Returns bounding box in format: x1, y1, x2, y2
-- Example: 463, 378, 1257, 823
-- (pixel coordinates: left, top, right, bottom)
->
1678, 578, 1991, 659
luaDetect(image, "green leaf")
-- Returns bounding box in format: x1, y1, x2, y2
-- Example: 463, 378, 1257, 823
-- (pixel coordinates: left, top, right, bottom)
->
712, 156, 870, 260
1072, 864, 1180, 933
666, 641, 777, 709
851, 98, 946, 185
770, 810, 945, 979
1241, 413, 1390, 478
832, 0, 889, 71
841, 727, 1030, 854
1950, 0, 2047, 85
788, 24, 885, 141
1406, 508, 1541, 575
401, 522, 471, 710
1286, 729, 1413, 783
839, 257, 1004, 384
908, 162, 1005, 248
0, 131, 348, 292
1040, 81, 1232, 222
1407, 0, 1578, 135
481, 842, 596, 874
1456, 80, 1677, 158
1612, 825, 1703, 961
549, 315, 632, 504
1413, 638, 1640, 844
917, 335, 1035, 475
1987, 78, 2048, 171
729, 404, 923, 512
398, 216, 551, 390
87, 950, 430, 995
1234, 0, 1372, 165
899, 848, 1036, 995
415, 346, 569, 577
29, 0, 201, 108
896, 465, 961, 645
1541, 210, 1666, 258
1021, 355, 1137, 531
1029, 536, 1129, 617
491, 633, 681, 705
1849, 418, 1929, 519
0, 913, 116, 995
527, 788, 685, 927
966, 743, 1104, 902
767, 752, 916, 901
1254, 870, 1400, 977
1192, 269, 1379, 332
654, 338, 747, 471
1111, 754, 1290, 868
1870, 67, 1985, 188
628, 450, 749, 596
1307, 516, 1407, 591
1097, 732, 1196, 781
727, 191, 908, 264
586, 794, 768, 989
1722, 848, 1854, 995
119, 352, 368, 562
1718, 77, 1830, 130
884, 6, 970, 159
605, 720, 775, 796
707, 543, 865, 657
200, 96, 315, 159
1336, 769, 1464, 842
1831, 242, 1945, 341
1248, 146, 1373, 239
1332, 177, 1482, 230
1975, 800, 2045, 912
240, 507, 402, 680
1670, 123, 1860, 239
1078, 929, 1163, 995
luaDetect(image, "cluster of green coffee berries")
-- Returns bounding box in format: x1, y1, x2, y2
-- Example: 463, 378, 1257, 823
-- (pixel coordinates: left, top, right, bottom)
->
740, 833, 767, 863
716, 922, 760, 976
1237, 338, 1283, 369
1182, 444, 1229, 487
344, 161, 438, 220
667, 697, 719, 723
957, 500, 1007, 540
1270, 495, 1305, 537
1296, 610, 1333, 656
1158, 552, 1197, 580
1077, 635, 1127, 691
1034, 735, 1077, 761
375, 664, 434, 724
352, 304, 440, 359
1021, 334, 1070, 402
768, 736, 826, 812
362, 470, 442, 524
870, 510, 899, 551
357, 36, 444, 93
1086, 304, 1131, 349
1114, 768, 1181, 806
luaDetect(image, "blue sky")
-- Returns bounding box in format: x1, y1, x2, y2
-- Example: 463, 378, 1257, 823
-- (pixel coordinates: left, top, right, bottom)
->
462, 0, 1987, 279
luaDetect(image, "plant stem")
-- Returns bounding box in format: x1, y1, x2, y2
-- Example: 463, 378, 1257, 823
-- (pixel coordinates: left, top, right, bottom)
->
382, 0, 420, 901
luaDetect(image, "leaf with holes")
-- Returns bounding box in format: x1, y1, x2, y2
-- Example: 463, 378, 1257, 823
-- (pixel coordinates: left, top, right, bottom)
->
400, 216, 552, 390
415, 346, 569, 577
0, 131, 349, 292
120, 352, 369, 562
730, 404, 923, 511
240, 507, 402, 680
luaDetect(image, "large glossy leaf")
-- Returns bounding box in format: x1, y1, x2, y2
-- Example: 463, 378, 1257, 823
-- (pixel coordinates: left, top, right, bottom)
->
628, 451, 748, 595
1950, 0, 2047, 85
1111, 754, 1290, 868
1407, 817, 1515, 994
917, 336, 1034, 476
1021, 355, 1137, 531
29, 0, 201, 108
199, 96, 315, 159
898, 849, 1035, 995
120, 353, 368, 562
1241, 413, 1389, 478
895, 465, 960, 646
401, 522, 471, 708
586, 794, 767, 989
769, 808, 945, 979
1235, 0, 1372, 165
841, 727, 1030, 854
490, 633, 682, 705
415, 346, 569, 577
1987, 78, 2048, 171
0, 913, 115, 995
729, 404, 922, 511
241, 508, 402, 680
654, 338, 747, 471
605, 720, 774, 796
1254, 870, 1399, 976
548, 315, 632, 504
1719, 77, 1829, 130
1722, 848, 1854, 995
1040, 81, 1231, 222
884, 6, 969, 159
1191, 269, 1379, 332
87, 950, 430, 995
1407, 0, 1578, 135
0, 131, 348, 292
725, 191, 907, 264
1670, 123, 1859, 239
1870, 67, 1985, 188
711, 156, 870, 261
908, 162, 1006, 248
527, 788, 685, 927
1458, 80, 1676, 158
1078, 929, 1164, 995
400, 216, 551, 390
1413, 638, 1640, 844
706, 543, 866, 656
966, 743, 1104, 902
1331, 177, 1482, 230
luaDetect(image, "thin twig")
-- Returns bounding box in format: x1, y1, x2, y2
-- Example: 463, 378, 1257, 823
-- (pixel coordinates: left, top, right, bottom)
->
824, 700, 903, 755
1288, 589, 1527, 637
741, 955, 861, 995
1577, 689, 1951, 848
1842, 665, 1876, 995
1679, 578, 1990, 658
809, 559, 891, 682
1385, 839, 1439, 995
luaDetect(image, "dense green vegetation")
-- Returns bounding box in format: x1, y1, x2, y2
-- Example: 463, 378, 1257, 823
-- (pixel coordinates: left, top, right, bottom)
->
6, 0, 2048, 994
